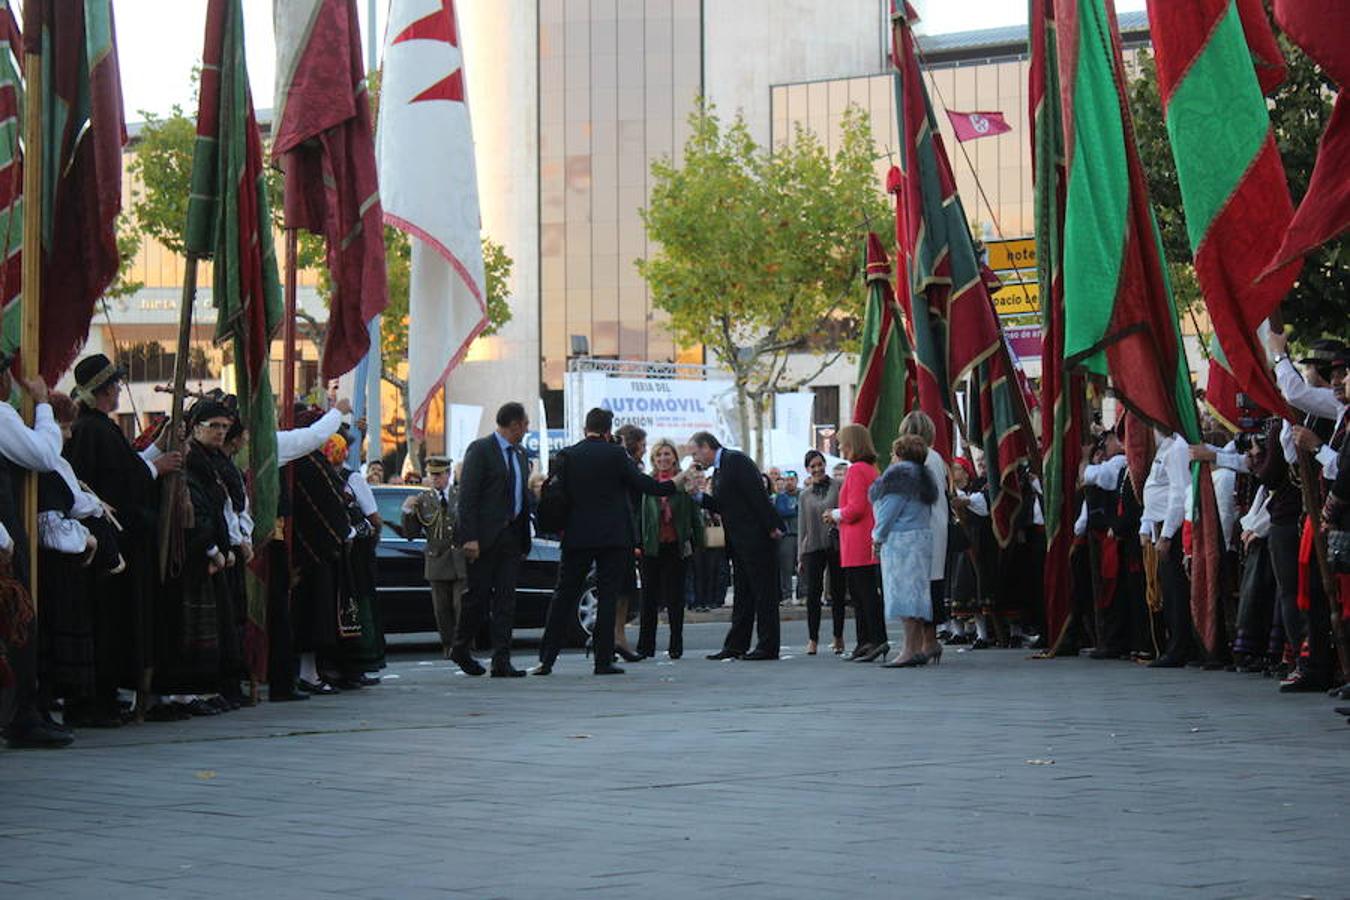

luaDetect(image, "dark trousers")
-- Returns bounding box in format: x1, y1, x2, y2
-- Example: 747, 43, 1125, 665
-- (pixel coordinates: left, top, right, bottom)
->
463, 526, 524, 667
1235, 538, 1275, 659
638, 543, 686, 657
776, 534, 798, 601
801, 547, 845, 642
1160, 540, 1196, 660
1094, 533, 1134, 653
266, 540, 298, 694
1267, 521, 1304, 657
540, 545, 628, 669
721, 541, 781, 656
846, 564, 886, 648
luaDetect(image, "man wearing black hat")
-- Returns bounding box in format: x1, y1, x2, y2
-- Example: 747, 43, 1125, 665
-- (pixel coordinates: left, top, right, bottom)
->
1266, 332, 1347, 694
0, 359, 74, 748
64, 353, 182, 720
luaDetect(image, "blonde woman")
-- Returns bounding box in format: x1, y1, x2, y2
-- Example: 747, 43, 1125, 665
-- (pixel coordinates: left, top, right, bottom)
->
636, 439, 704, 659
825, 424, 888, 662
897, 410, 950, 664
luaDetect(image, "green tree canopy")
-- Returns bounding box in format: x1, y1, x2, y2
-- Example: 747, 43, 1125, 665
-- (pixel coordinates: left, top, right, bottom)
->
639, 101, 888, 460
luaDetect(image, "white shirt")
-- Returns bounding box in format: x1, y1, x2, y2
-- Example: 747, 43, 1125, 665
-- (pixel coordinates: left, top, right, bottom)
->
347, 470, 378, 517
0, 401, 63, 473
1240, 486, 1271, 539
1274, 357, 1345, 479
1161, 434, 1192, 541
1028, 476, 1044, 526
38, 512, 91, 554
1083, 453, 1128, 491
1211, 466, 1238, 551
956, 489, 989, 518
1073, 499, 1087, 537
1139, 435, 1174, 538
277, 408, 342, 466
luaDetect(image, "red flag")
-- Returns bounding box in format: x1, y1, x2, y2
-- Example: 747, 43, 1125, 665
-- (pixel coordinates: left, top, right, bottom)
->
22, 1, 126, 383
273, 0, 387, 380
1235, 0, 1287, 94
945, 110, 1012, 143
1264, 0, 1350, 272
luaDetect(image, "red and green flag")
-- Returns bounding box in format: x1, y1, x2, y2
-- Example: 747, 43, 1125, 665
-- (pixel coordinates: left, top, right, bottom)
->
0, 3, 21, 357
1146, 0, 1299, 422
1031, 0, 1088, 649
272, 0, 386, 380
1055, 0, 1199, 444
186, 0, 283, 680
892, 2, 1035, 543
21, 0, 125, 383
853, 232, 913, 465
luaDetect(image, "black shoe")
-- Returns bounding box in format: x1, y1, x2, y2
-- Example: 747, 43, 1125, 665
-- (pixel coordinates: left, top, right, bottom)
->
4, 721, 75, 749
742, 649, 779, 661
297, 678, 338, 695
1279, 671, 1330, 693
969, 638, 991, 650
848, 643, 874, 661
594, 664, 625, 675
450, 650, 486, 677
186, 699, 222, 717
355, 675, 381, 687
668, 650, 682, 660
491, 665, 527, 678
856, 642, 889, 663
1333, 706, 1350, 716
333, 678, 365, 690
1088, 647, 1125, 660
529, 662, 553, 676
268, 689, 310, 702
1147, 655, 1187, 669
1329, 683, 1350, 699
615, 646, 643, 663
706, 649, 741, 660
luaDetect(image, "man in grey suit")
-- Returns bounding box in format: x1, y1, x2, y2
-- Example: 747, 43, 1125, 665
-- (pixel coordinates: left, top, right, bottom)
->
457, 402, 532, 677
401, 456, 471, 668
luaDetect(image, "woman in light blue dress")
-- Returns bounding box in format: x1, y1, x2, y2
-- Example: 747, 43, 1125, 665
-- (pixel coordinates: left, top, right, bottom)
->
869, 434, 939, 667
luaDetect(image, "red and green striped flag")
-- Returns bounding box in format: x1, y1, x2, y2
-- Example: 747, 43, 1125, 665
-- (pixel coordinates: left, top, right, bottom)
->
21, 0, 125, 383
0, 3, 21, 357
892, 2, 1035, 543
1055, 0, 1200, 444
1030, 0, 1085, 649
853, 232, 913, 466
1146, 0, 1299, 422
186, 0, 283, 680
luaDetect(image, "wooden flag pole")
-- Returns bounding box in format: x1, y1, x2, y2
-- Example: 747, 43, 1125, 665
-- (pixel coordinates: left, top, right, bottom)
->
19, 46, 41, 605
282, 229, 297, 427
156, 255, 199, 580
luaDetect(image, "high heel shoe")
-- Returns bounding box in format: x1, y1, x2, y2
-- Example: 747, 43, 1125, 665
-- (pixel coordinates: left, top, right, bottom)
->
806, 640, 818, 656
927, 646, 943, 666
614, 646, 643, 663
882, 652, 928, 668
856, 642, 890, 663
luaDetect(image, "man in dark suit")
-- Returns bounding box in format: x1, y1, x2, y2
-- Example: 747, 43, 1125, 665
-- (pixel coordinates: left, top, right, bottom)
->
531, 408, 680, 676
457, 402, 532, 677
688, 432, 784, 660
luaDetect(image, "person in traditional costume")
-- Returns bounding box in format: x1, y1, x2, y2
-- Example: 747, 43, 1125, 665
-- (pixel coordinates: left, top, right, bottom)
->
320, 431, 385, 687
64, 354, 182, 720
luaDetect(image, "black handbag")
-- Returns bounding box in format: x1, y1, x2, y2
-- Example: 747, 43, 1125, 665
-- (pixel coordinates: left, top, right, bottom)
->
1329, 529, 1350, 575
535, 450, 570, 535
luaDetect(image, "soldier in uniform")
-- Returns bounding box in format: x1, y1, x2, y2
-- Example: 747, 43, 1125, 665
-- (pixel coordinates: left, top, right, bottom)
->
401, 456, 472, 670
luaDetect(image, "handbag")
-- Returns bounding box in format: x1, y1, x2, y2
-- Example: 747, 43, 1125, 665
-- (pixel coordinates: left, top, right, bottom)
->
1329, 529, 1350, 575
703, 517, 726, 549
534, 450, 570, 534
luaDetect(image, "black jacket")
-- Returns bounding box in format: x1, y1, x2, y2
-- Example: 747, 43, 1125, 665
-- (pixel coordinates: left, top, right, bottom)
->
700, 449, 783, 552
457, 433, 531, 555
557, 436, 675, 550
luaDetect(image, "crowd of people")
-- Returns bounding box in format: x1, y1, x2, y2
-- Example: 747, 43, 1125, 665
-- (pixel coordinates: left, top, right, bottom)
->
0, 353, 384, 748
3, 327, 1346, 749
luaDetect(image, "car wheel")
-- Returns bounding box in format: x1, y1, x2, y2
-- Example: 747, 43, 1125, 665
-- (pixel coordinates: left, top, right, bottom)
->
567, 584, 598, 647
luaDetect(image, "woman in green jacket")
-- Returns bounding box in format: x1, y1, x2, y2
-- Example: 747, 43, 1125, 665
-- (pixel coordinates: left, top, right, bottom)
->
636, 438, 704, 659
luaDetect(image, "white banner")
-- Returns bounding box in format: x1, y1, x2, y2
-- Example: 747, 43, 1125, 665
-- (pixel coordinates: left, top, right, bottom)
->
447, 403, 483, 464
774, 392, 815, 444
570, 373, 739, 446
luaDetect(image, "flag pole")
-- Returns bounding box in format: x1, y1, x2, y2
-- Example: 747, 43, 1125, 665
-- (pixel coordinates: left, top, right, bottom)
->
282, 229, 297, 426
156, 256, 198, 580
19, 42, 41, 605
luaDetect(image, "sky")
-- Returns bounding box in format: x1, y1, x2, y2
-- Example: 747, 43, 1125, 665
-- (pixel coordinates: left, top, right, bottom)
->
113, 0, 1149, 123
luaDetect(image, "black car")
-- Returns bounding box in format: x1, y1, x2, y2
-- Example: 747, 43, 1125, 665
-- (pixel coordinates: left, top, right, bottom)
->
372, 485, 595, 645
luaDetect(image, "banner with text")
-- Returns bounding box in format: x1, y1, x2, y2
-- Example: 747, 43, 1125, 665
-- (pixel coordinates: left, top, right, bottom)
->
572, 372, 739, 445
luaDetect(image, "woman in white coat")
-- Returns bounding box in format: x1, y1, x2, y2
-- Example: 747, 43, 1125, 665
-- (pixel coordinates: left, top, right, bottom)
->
897, 411, 949, 664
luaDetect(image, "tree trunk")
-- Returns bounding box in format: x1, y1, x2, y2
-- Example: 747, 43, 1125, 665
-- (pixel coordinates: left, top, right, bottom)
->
734, 378, 752, 457
751, 392, 766, 468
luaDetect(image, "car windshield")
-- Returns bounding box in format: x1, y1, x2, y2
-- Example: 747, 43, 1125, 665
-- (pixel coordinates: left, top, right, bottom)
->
373, 487, 420, 539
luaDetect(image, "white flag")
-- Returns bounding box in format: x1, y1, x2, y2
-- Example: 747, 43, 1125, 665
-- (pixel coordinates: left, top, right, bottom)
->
377, 0, 486, 440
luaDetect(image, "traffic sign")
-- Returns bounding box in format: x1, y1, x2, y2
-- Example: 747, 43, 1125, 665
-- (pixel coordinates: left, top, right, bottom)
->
986, 237, 1037, 273
992, 280, 1040, 316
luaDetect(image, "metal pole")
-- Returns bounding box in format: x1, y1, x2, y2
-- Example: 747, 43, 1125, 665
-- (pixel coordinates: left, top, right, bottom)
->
20, 46, 41, 605
282, 229, 298, 428
156, 256, 198, 579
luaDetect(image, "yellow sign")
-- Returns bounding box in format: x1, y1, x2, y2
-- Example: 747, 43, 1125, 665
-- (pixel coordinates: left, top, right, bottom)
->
986, 238, 1037, 273
993, 281, 1040, 316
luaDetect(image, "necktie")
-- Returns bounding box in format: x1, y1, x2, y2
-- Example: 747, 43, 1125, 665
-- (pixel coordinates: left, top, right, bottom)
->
505, 447, 517, 517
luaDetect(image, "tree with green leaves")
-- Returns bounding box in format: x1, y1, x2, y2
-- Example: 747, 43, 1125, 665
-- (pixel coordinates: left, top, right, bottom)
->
1128, 40, 1347, 345
639, 101, 888, 462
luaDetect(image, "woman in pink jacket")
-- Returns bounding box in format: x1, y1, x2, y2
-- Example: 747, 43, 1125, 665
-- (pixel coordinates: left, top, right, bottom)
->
826, 424, 888, 662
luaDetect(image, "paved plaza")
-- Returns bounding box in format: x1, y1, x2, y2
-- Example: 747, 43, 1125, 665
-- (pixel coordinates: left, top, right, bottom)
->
1, 620, 1347, 899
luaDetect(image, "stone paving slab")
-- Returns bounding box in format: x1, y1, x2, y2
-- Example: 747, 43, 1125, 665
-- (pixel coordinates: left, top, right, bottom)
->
2, 621, 1346, 899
